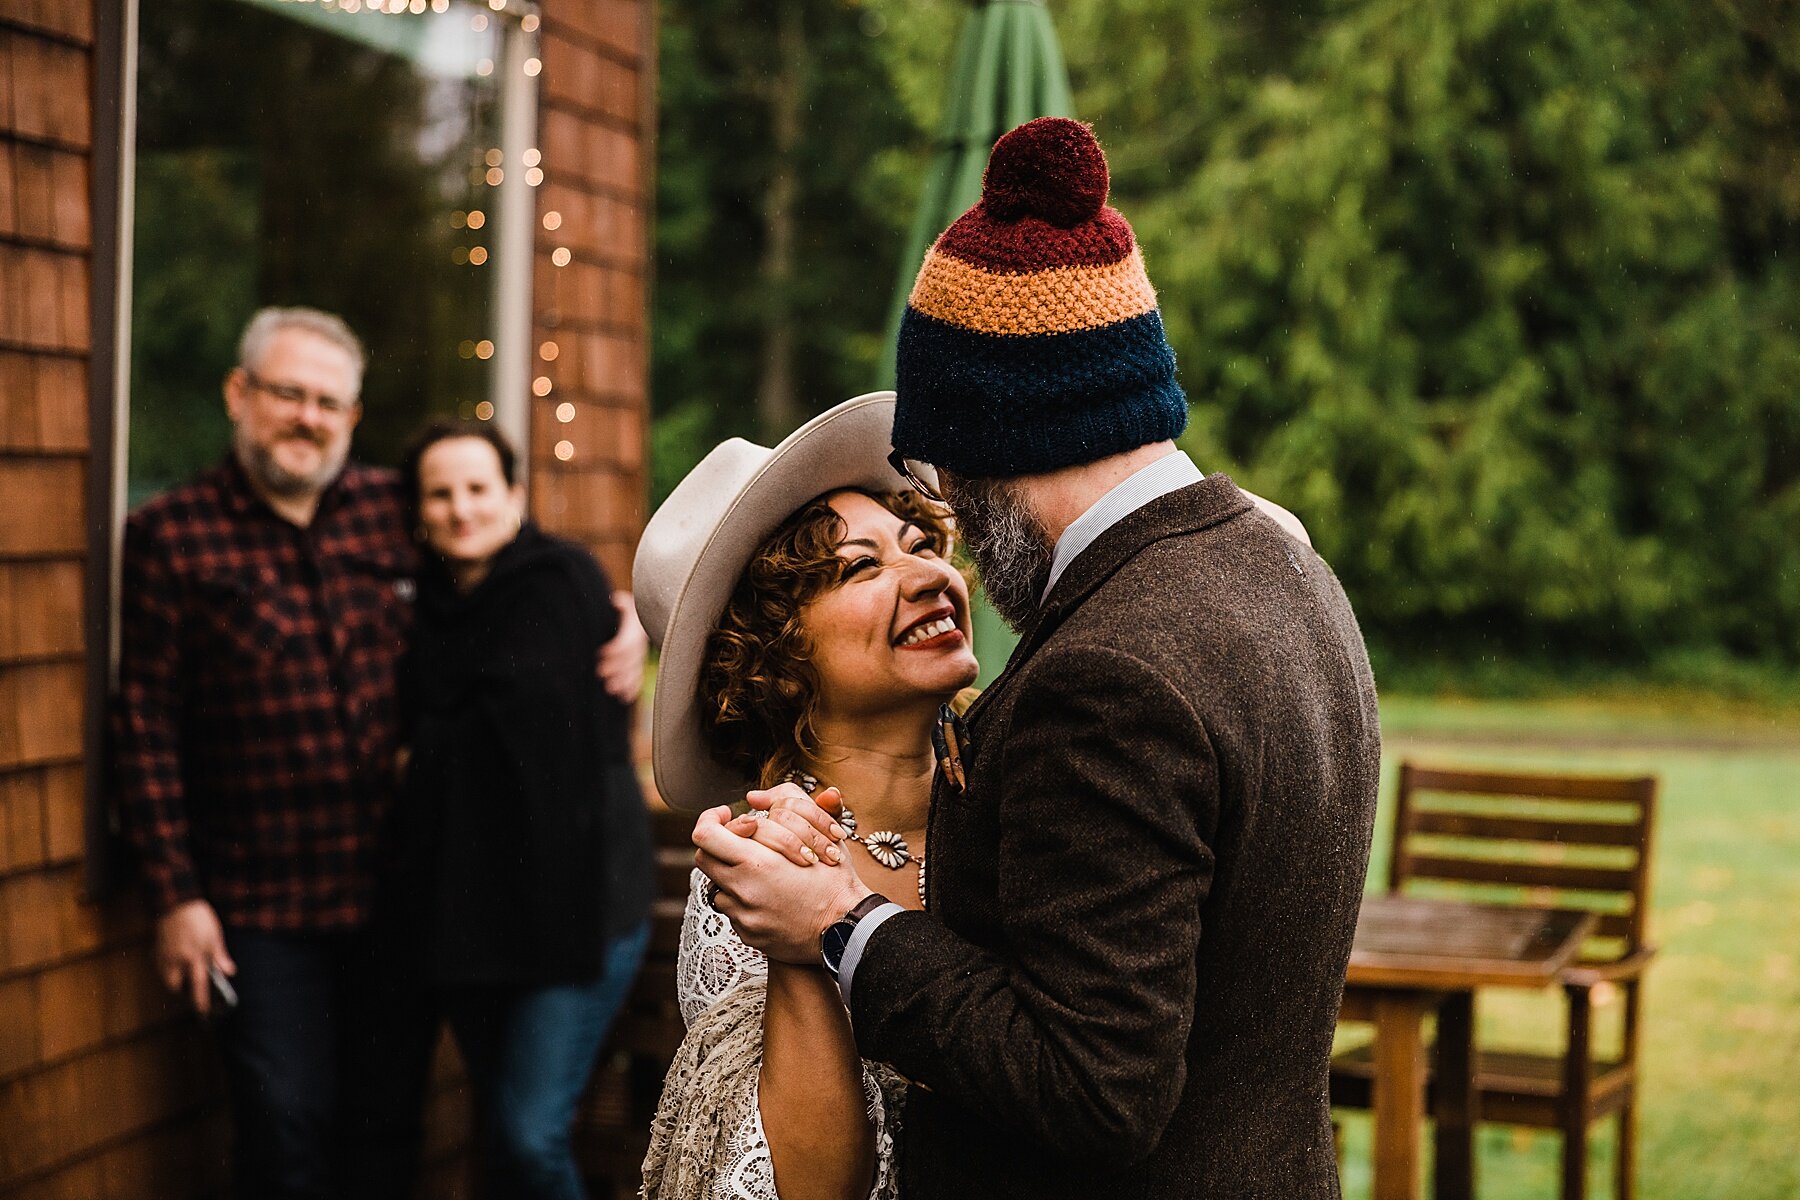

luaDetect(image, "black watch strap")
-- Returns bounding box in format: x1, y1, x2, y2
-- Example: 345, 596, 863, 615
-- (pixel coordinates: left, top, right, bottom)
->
820, 894, 892, 977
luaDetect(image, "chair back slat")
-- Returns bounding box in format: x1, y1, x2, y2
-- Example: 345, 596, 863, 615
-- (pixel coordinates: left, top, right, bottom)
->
1406, 855, 1639, 894
1402, 764, 1650, 803
1408, 809, 1642, 848
1389, 761, 1658, 960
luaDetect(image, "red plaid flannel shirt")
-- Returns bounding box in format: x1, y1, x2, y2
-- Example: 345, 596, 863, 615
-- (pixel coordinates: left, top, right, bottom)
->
111, 458, 418, 931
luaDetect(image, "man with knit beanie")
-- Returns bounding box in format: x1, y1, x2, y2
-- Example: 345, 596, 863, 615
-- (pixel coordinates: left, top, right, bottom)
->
696, 118, 1380, 1198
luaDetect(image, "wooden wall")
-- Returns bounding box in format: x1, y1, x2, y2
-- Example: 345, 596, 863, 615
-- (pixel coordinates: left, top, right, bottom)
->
531, 0, 655, 585
0, 0, 655, 1195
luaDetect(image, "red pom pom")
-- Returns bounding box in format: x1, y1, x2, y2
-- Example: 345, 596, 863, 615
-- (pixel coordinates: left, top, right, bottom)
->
981, 117, 1109, 227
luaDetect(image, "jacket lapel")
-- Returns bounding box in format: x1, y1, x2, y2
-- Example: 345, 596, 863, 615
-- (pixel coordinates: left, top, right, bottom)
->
965, 474, 1253, 726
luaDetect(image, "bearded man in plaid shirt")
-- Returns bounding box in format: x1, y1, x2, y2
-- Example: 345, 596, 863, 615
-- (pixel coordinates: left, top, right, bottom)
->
112, 307, 646, 1199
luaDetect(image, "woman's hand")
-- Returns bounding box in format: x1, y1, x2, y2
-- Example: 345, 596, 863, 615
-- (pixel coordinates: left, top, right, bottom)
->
725, 787, 848, 867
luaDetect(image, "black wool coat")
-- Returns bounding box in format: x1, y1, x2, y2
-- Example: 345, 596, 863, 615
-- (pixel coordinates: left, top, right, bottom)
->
850, 476, 1381, 1199
396, 524, 653, 986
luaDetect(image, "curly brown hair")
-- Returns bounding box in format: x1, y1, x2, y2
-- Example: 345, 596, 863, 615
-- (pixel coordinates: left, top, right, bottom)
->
699, 488, 954, 788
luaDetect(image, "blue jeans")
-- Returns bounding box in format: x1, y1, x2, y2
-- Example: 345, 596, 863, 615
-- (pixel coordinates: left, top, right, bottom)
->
217, 927, 435, 1200
444, 921, 651, 1200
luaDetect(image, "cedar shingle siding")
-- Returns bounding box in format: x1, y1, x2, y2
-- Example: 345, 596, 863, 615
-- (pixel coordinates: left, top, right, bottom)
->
0, 1, 652, 1193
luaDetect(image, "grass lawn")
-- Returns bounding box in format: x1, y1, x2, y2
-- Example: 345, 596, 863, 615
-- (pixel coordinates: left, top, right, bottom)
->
1334, 695, 1800, 1200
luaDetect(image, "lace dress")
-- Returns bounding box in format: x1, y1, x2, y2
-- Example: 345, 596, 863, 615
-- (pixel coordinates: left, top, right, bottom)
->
639, 870, 903, 1200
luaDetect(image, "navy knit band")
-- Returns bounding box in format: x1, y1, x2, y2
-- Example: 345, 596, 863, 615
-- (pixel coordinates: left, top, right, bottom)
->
893, 309, 1189, 478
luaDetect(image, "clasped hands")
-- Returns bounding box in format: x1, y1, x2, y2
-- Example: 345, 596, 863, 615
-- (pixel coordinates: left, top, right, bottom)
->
693, 783, 874, 965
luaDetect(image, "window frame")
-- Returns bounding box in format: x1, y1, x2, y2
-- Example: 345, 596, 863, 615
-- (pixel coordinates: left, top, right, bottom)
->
85, 0, 543, 893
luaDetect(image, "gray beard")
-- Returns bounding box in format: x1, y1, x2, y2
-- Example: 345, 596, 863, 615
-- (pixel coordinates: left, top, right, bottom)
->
233, 426, 345, 498
943, 476, 1055, 635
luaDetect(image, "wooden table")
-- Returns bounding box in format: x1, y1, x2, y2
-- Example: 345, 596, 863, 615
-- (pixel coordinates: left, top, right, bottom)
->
1341, 895, 1596, 1200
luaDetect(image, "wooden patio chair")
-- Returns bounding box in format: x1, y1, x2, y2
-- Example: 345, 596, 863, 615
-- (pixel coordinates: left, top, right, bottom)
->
1331, 761, 1659, 1200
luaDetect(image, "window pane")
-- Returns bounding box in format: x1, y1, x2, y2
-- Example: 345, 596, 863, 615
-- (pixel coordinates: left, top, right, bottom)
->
129, 0, 512, 503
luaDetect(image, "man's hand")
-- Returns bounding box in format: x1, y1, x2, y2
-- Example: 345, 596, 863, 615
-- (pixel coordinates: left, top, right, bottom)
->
694, 806, 871, 964
155, 898, 234, 1016
597, 590, 649, 704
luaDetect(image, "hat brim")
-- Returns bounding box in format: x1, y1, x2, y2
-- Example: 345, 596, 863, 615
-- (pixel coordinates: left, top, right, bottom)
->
650, 392, 918, 813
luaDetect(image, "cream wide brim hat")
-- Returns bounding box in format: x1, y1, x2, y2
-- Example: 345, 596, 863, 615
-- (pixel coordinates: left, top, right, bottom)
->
634, 391, 936, 814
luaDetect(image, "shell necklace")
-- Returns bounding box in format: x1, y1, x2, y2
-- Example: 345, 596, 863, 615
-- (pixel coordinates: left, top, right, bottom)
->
788, 771, 926, 908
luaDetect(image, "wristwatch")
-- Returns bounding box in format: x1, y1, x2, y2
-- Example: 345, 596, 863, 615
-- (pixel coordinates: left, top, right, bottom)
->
819, 894, 891, 978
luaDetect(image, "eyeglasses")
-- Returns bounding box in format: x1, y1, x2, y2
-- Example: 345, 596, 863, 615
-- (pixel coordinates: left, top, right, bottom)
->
888, 449, 946, 504
242, 370, 358, 418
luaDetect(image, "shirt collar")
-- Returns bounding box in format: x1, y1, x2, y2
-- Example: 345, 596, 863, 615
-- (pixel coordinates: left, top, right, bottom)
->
1040, 449, 1204, 602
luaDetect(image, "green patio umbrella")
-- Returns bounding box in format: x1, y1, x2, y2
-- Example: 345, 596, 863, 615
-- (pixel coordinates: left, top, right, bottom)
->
883, 0, 1075, 685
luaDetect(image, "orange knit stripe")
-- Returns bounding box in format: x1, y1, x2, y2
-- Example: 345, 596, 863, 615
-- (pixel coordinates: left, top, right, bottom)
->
907, 246, 1159, 337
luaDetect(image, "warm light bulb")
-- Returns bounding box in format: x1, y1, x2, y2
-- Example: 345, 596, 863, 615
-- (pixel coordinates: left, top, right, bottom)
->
475, 340, 495, 359
471, 13, 487, 31
551, 247, 571, 267
485, 167, 504, 185
466, 210, 485, 230
555, 402, 576, 423
542, 211, 562, 231
477, 59, 494, 77
520, 13, 539, 32
525, 167, 544, 186
484, 148, 503, 167
476, 401, 496, 421
524, 58, 542, 77
523, 148, 541, 167
539, 341, 559, 361
469, 246, 489, 265
532, 376, 553, 397
554, 440, 575, 461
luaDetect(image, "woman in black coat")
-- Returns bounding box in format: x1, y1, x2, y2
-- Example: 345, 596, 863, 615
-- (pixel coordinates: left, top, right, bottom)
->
396, 420, 653, 1200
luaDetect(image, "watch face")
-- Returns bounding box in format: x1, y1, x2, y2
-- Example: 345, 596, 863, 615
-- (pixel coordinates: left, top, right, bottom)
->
821, 920, 855, 974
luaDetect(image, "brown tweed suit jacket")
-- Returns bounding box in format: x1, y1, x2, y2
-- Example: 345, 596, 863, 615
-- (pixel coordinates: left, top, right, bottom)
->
849, 475, 1381, 1199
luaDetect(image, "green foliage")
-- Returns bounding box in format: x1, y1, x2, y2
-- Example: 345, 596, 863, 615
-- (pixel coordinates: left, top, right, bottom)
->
651, 0, 919, 504
1095, 0, 1800, 663
652, 0, 1800, 667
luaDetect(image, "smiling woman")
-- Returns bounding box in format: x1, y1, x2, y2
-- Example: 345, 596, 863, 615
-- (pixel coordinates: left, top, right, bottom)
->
632, 393, 980, 1200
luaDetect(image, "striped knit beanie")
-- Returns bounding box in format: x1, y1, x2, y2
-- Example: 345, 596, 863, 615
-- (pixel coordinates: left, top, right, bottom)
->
893, 117, 1187, 478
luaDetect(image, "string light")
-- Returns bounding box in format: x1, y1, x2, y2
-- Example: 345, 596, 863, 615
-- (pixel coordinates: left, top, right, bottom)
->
554, 440, 575, 461
276, 0, 551, 452
555, 402, 575, 423
551, 247, 571, 267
